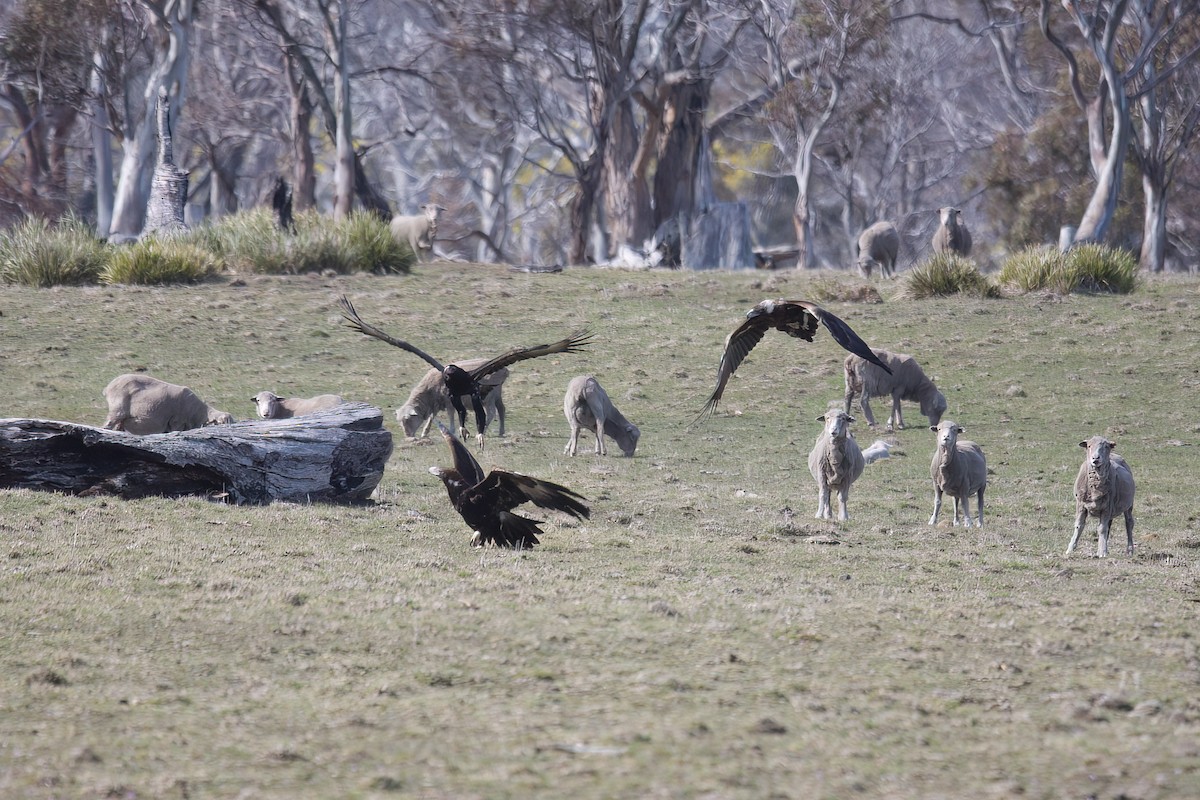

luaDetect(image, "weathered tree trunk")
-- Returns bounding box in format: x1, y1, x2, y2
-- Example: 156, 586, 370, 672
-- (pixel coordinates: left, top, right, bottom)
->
285, 44, 316, 212
143, 89, 189, 237
90, 32, 115, 236
0, 403, 393, 505
681, 203, 755, 270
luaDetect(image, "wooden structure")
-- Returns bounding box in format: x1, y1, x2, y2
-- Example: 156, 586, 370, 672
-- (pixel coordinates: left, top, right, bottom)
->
0, 403, 393, 504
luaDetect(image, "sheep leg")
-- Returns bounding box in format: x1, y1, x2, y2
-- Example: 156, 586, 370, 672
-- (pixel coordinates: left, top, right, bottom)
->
815, 481, 831, 520
494, 395, 506, 436
929, 488, 944, 525
1065, 509, 1087, 556
953, 495, 967, 527
836, 484, 851, 521
859, 393, 878, 429
418, 414, 436, 438
975, 488, 985, 527
594, 417, 606, 456
1123, 509, 1135, 555
564, 423, 580, 456
1097, 515, 1112, 558
889, 392, 903, 431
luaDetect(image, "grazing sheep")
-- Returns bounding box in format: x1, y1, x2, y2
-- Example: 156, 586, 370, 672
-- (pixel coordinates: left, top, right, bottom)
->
251, 391, 345, 419
807, 409, 865, 521
389, 204, 444, 262
931, 207, 972, 256
395, 357, 508, 439
844, 349, 947, 432
861, 439, 894, 464
563, 375, 640, 457
1066, 436, 1136, 557
928, 420, 986, 527
103, 374, 234, 435
856, 221, 900, 279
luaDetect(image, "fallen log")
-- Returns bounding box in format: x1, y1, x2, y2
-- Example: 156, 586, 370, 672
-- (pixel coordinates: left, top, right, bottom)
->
0, 402, 393, 504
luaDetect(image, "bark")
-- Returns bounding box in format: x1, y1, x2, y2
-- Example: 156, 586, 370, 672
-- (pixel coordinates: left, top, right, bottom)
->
327, 0, 354, 220
0, 402, 393, 505
285, 44, 316, 211
681, 202, 755, 270
90, 33, 115, 235
143, 89, 188, 236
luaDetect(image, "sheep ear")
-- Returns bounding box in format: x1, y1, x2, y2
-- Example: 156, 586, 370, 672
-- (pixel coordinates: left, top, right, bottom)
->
930, 425, 938, 432
1078, 440, 1088, 448
816, 414, 827, 422
846, 415, 855, 422
956, 426, 965, 433
1109, 440, 1117, 450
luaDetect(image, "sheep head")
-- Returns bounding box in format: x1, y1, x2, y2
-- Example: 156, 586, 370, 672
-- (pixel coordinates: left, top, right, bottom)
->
1080, 436, 1116, 472
396, 404, 423, 437
932, 419, 964, 450
252, 391, 283, 419
922, 390, 948, 426
817, 410, 854, 441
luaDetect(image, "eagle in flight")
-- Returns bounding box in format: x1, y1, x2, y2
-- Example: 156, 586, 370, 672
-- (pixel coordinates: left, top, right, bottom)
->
696, 298, 893, 424
338, 295, 591, 448
429, 422, 590, 548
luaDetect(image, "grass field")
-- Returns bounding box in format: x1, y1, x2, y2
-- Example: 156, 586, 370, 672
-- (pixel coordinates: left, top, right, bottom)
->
2, 262, 1199, 799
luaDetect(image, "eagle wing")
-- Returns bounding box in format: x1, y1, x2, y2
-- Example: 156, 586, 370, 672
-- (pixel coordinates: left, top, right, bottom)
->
788, 300, 893, 376
694, 313, 773, 424
435, 421, 485, 487
467, 330, 593, 382
338, 295, 445, 371
478, 470, 591, 520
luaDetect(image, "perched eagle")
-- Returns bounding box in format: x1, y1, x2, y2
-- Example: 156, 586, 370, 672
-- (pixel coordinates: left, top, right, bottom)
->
429, 422, 590, 548
696, 298, 893, 423
338, 295, 591, 447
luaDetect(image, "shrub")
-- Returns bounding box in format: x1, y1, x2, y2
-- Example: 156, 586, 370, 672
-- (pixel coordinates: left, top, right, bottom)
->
187, 208, 291, 274
0, 216, 107, 287
904, 253, 999, 299
101, 237, 219, 285
998, 243, 1138, 294
336, 211, 411, 275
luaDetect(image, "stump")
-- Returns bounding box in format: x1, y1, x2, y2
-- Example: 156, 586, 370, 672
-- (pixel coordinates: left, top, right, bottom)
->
0, 402, 393, 504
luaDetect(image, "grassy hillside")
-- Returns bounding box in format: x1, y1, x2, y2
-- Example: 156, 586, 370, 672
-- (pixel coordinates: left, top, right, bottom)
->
2, 263, 1199, 799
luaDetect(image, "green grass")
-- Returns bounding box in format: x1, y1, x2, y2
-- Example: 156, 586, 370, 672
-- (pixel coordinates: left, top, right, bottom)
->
0, 215, 107, 286
1000, 244, 1140, 294
2, 264, 1199, 798
904, 253, 1000, 298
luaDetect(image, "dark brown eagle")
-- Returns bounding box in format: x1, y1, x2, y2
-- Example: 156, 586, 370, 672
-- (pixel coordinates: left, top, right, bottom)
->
696, 298, 893, 423
338, 295, 591, 447
429, 422, 590, 548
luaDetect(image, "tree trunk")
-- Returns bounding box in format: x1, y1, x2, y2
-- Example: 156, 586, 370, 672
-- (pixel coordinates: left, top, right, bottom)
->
143, 89, 189, 237
0, 403, 393, 505
285, 45, 316, 211
652, 79, 710, 230
90, 34, 115, 235
1074, 87, 1130, 243
329, 0, 353, 220
604, 98, 653, 253
1139, 171, 1167, 272
681, 202, 755, 270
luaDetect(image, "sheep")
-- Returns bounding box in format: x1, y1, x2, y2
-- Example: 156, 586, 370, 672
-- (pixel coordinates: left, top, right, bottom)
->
856, 220, 899, 279
861, 439, 894, 465
1065, 436, 1136, 558
563, 375, 640, 457
931, 206, 972, 256
807, 409, 865, 521
103, 374, 234, 435
928, 420, 986, 528
389, 203, 444, 262
251, 391, 345, 419
844, 349, 947, 432
395, 357, 508, 439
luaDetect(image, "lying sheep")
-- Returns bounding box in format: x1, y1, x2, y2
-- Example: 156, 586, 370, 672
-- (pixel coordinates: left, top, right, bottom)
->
1066, 436, 1135, 557
563, 375, 640, 457
856, 221, 899, 279
251, 391, 345, 419
844, 349, 947, 432
389, 203, 444, 262
807, 409, 865, 521
931, 206, 972, 256
103, 374, 234, 435
861, 439, 894, 465
928, 420, 986, 527
395, 357, 508, 439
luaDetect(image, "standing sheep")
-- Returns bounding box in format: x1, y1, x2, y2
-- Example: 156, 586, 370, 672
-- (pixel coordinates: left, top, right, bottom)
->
844, 349, 947, 432
1066, 436, 1135, 557
389, 204, 444, 262
103, 374, 234, 435
807, 409, 865, 521
928, 420, 986, 528
563, 375, 640, 457
251, 391, 345, 419
395, 358, 508, 439
931, 207, 972, 256
856, 221, 900, 279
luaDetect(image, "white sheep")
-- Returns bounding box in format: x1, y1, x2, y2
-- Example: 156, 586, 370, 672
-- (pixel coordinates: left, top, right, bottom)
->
844, 349, 947, 432
807, 409, 865, 521
103, 374, 234, 435
931, 206, 972, 256
395, 357, 508, 439
1065, 436, 1136, 558
389, 204, 444, 262
928, 420, 986, 527
251, 391, 345, 419
856, 220, 899, 279
563, 375, 640, 457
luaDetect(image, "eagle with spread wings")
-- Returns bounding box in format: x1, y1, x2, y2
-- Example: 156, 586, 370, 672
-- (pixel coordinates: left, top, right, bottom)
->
696, 298, 893, 424
338, 295, 591, 448
429, 422, 590, 548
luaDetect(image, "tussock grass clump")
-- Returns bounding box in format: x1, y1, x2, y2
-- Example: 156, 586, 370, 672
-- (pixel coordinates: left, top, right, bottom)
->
193, 209, 411, 275
903, 253, 999, 298
999, 244, 1138, 294
101, 237, 219, 285
0, 216, 107, 287
810, 278, 884, 304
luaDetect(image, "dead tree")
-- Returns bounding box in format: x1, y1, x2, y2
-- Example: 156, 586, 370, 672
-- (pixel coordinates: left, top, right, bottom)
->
142, 88, 189, 237
0, 402, 393, 504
